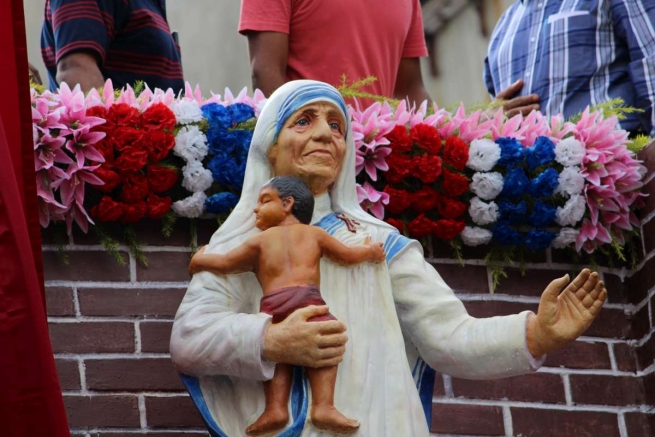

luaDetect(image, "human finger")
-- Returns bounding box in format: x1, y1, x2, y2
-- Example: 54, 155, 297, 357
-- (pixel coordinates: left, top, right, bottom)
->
317, 333, 348, 348
316, 345, 346, 361
495, 79, 524, 100
313, 356, 344, 368
542, 274, 570, 304
506, 103, 540, 118
314, 320, 347, 335
504, 94, 540, 110
364, 236, 371, 244
294, 305, 330, 321
582, 281, 604, 308
588, 278, 605, 300
568, 269, 591, 293
589, 289, 607, 316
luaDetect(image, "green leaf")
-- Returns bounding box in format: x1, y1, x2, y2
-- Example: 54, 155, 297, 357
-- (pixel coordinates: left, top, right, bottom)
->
124, 225, 148, 267
93, 225, 127, 267
337, 75, 400, 105
161, 213, 176, 238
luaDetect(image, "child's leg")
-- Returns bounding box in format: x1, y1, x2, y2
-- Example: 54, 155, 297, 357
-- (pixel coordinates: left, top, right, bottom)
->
305, 366, 359, 434
245, 363, 293, 436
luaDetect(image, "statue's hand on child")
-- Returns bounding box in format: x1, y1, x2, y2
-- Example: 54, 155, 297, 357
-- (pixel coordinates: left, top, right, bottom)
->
364, 236, 385, 263
189, 245, 207, 276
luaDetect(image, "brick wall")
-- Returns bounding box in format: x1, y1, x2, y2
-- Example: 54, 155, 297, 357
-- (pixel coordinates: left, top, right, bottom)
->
43, 144, 655, 437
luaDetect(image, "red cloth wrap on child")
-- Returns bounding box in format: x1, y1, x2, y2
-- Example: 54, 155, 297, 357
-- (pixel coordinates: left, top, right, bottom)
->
260, 284, 337, 324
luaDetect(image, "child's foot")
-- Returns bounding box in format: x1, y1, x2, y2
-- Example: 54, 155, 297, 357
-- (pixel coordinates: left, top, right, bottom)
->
311, 405, 360, 435
245, 408, 289, 436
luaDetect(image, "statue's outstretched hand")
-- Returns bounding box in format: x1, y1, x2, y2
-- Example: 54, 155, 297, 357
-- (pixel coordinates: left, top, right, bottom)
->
527, 269, 607, 358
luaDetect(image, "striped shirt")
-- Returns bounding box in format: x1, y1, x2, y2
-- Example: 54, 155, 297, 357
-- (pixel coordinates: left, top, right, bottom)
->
484, 0, 655, 136
41, 0, 184, 93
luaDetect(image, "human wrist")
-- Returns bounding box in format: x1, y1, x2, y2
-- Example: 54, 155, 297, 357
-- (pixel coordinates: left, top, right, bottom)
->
526, 313, 548, 358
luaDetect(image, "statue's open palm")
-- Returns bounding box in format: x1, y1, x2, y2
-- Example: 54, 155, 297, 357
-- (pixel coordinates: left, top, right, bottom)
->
528, 269, 607, 357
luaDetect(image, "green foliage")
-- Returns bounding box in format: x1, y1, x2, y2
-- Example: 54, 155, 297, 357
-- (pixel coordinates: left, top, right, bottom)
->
93, 225, 127, 266
337, 75, 400, 105
52, 222, 70, 265
161, 213, 176, 238
569, 97, 643, 124
628, 134, 652, 153
484, 246, 516, 290
30, 80, 45, 95
132, 80, 145, 96
450, 238, 465, 267
189, 219, 198, 254
124, 225, 148, 267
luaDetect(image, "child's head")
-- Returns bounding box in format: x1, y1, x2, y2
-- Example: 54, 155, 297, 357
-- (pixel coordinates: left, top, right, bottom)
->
254, 176, 315, 229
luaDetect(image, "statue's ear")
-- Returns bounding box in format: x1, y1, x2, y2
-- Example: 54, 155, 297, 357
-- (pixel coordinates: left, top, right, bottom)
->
268, 144, 279, 167
282, 196, 295, 213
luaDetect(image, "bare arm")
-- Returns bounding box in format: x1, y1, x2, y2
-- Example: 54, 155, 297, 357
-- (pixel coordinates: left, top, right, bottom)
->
317, 230, 384, 265
246, 31, 288, 96
393, 57, 431, 107
189, 238, 261, 276
56, 52, 105, 93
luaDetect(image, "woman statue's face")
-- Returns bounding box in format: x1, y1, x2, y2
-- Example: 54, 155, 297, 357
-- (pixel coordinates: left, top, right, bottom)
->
268, 102, 347, 195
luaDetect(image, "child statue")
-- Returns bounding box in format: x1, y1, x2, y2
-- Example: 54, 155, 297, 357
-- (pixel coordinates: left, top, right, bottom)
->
189, 175, 385, 436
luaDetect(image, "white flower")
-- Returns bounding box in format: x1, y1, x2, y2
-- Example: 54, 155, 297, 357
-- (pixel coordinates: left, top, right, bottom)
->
172, 191, 207, 218
172, 99, 204, 125
182, 160, 214, 192
555, 137, 585, 166
555, 166, 585, 197
552, 227, 580, 249
174, 125, 209, 162
467, 138, 501, 172
468, 197, 499, 225
461, 226, 493, 246
555, 194, 586, 226
470, 172, 504, 200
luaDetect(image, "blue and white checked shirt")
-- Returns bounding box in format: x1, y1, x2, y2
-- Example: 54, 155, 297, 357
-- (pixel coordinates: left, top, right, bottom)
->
484, 0, 655, 136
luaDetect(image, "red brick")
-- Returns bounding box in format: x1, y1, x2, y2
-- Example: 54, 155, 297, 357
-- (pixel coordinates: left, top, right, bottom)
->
512, 408, 619, 437
626, 256, 655, 304
495, 268, 571, 298
464, 300, 538, 318
136, 252, 191, 282
145, 395, 205, 428
64, 395, 140, 427
602, 273, 628, 304
85, 358, 185, 391
78, 288, 185, 317
631, 305, 651, 340
452, 373, 565, 404
46, 287, 75, 316
49, 322, 134, 354
614, 342, 639, 372
636, 142, 655, 177
635, 332, 655, 371
638, 176, 655, 220
569, 375, 645, 406
625, 412, 655, 437
643, 373, 655, 406
430, 264, 489, 293
43, 251, 130, 282
55, 359, 80, 390
430, 403, 504, 435
643, 218, 655, 255
545, 341, 611, 370
140, 321, 173, 353
584, 307, 632, 339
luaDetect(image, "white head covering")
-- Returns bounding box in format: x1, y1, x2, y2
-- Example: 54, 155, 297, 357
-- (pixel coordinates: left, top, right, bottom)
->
207, 80, 394, 251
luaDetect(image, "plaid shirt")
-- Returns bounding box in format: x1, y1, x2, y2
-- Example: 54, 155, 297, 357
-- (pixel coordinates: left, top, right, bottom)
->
485, 0, 655, 136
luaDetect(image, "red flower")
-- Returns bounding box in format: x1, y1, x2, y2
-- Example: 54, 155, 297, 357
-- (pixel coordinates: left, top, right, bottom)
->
146, 130, 176, 162
147, 165, 178, 193
95, 138, 115, 163
141, 103, 177, 132
410, 124, 441, 155
114, 147, 148, 173
86, 106, 109, 132
385, 154, 413, 184
444, 136, 469, 171
407, 214, 436, 238
384, 186, 412, 214
436, 198, 468, 219
112, 127, 145, 152
410, 187, 439, 212
385, 218, 405, 234
106, 103, 140, 128
413, 154, 443, 184
91, 196, 124, 222
387, 125, 412, 153
433, 219, 465, 240
146, 193, 172, 219
442, 170, 469, 197
120, 174, 150, 203
121, 201, 147, 223
94, 166, 121, 192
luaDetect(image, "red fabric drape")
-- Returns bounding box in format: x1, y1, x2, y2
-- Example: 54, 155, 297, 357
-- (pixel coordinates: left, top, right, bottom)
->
0, 0, 70, 435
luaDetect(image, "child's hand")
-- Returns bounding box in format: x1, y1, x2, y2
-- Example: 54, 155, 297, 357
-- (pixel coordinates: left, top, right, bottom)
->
189, 245, 207, 276
364, 236, 385, 263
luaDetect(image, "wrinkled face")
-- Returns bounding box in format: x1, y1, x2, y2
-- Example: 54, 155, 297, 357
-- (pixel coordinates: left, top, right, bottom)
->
268, 102, 347, 195
253, 186, 291, 230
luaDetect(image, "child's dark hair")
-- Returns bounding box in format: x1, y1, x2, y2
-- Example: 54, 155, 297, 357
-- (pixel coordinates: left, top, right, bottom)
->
265, 176, 314, 224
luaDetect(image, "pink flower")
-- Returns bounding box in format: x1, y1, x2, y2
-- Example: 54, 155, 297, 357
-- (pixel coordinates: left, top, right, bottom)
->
350, 102, 395, 180
357, 182, 389, 219
356, 146, 392, 181
51, 163, 104, 234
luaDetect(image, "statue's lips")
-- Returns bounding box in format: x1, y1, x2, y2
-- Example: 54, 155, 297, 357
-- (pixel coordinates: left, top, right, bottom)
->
303, 149, 334, 158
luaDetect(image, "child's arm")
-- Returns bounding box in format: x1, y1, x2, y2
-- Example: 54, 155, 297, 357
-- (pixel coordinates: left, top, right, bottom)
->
317, 229, 385, 265
189, 236, 261, 276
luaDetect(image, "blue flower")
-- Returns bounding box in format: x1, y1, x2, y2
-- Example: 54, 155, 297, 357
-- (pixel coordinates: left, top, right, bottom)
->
524, 230, 556, 251
497, 137, 525, 167
224, 130, 253, 157
227, 103, 255, 124
501, 167, 530, 198
528, 201, 557, 228
208, 154, 241, 189
498, 200, 527, 224
492, 221, 522, 246
529, 168, 559, 197
525, 136, 556, 170
205, 192, 239, 214
202, 103, 232, 128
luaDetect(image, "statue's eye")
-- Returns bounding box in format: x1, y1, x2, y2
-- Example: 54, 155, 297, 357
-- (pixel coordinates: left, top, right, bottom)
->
296, 118, 309, 126
330, 122, 341, 131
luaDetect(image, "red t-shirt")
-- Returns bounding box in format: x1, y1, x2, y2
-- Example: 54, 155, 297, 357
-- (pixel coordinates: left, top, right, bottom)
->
239, 0, 428, 98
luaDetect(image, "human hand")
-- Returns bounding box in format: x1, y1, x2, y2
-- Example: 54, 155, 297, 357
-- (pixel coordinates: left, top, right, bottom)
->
28, 62, 42, 85
188, 245, 207, 276
494, 79, 540, 117
364, 236, 385, 263
527, 269, 607, 358
263, 305, 348, 368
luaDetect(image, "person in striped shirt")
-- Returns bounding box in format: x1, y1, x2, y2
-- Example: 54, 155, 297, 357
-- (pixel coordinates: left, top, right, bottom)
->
486, 0, 655, 137
41, 0, 184, 93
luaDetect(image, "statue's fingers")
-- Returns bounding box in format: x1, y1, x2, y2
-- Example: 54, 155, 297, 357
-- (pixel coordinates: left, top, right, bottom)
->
589, 289, 607, 317
588, 280, 605, 301
581, 271, 599, 293
567, 269, 592, 294
543, 274, 570, 303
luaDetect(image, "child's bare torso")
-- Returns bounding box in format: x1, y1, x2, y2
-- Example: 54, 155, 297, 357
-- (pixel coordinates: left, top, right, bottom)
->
255, 224, 323, 294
